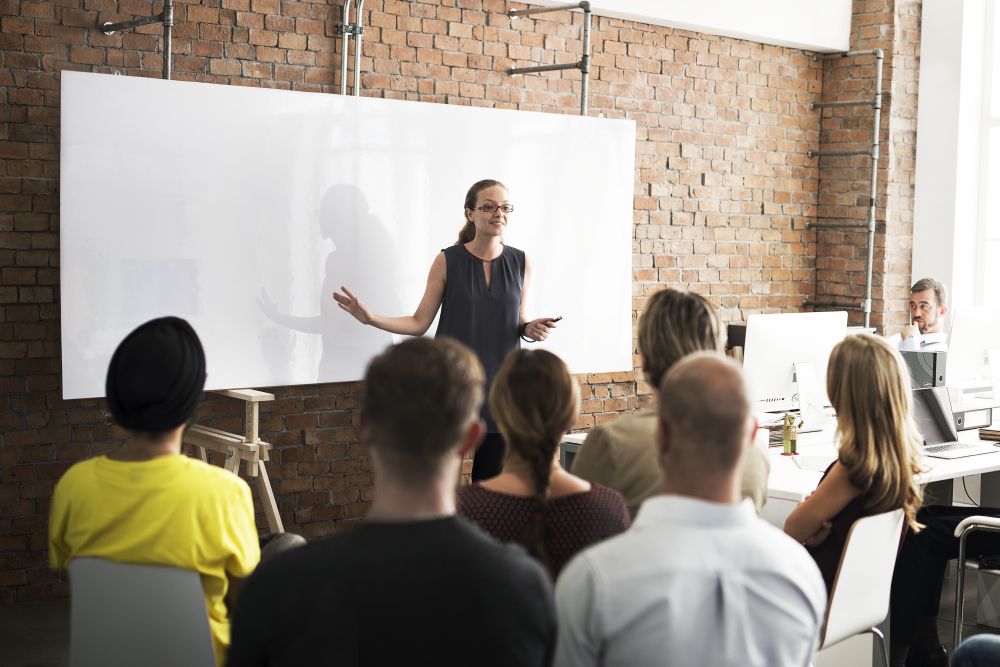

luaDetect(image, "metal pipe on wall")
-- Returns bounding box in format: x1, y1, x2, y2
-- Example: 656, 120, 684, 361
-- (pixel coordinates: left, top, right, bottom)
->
507, 1, 593, 116
807, 49, 884, 329
162, 0, 173, 80
339, 0, 352, 96
99, 0, 174, 80
353, 0, 365, 96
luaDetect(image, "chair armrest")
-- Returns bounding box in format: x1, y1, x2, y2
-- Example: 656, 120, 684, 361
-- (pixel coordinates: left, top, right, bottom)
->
954, 515, 1000, 538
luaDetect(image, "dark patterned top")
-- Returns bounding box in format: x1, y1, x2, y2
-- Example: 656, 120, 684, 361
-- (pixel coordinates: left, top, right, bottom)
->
435, 244, 524, 433
457, 483, 631, 578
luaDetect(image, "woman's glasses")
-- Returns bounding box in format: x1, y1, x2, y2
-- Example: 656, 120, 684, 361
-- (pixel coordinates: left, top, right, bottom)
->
475, 203, 514, 213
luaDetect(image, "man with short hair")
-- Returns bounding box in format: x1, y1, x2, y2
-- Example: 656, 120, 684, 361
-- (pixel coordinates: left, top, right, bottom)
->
571, 288, 769, 516
228, 337, 555, 667
901, 277, 949, 351
555, 353, 826, 667
49, 317, 261, 666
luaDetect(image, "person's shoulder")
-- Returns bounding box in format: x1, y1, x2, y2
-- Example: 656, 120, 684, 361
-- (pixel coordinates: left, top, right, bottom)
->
584, 408, 656, 447
178, 456, 252, 496
53, 456, 101, 493
743, 516, 826, 581
453, 518, 549, 582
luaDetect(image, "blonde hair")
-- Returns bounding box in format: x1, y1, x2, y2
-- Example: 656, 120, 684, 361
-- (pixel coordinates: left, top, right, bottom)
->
489, 349, 580, 574
638, 289, 721, 388
827, 334, 923, 532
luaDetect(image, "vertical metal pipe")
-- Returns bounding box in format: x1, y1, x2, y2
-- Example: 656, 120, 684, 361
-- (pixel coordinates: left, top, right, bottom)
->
353, 0, 365, 96
162, 0, 173, 80
340, 0, 352, 95
955, 531, 969, 647
580, 8, 591, 115
862, 49, 884, 329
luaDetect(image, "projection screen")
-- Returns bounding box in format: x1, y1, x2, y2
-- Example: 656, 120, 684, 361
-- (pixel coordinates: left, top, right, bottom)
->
60, 71, 635, 399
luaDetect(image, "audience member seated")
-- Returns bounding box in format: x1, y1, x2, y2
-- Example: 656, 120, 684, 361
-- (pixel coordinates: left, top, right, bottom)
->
571, 288, 770, 517
952, 634, 1000, 667
554, 353, 826, 667
899, 277, 949, 351
890, 507, 1000, 667
228, 338, 555, 667
784, 333, 923, 594
458, 349, 630, 578
48, 317, 261, 666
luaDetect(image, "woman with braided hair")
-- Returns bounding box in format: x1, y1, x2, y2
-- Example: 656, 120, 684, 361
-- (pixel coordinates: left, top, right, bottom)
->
457, 349, 629, 578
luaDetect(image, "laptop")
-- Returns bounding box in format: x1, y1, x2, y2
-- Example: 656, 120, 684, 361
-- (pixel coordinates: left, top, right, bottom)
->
912, 387, 998, 459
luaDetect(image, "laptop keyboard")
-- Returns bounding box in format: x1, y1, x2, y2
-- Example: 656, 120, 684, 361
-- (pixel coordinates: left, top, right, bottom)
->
926, 442, 978, 454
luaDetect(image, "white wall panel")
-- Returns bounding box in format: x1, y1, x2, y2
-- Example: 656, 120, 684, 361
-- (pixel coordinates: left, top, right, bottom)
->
60, 72, 635, 399
523, 0, 851, 53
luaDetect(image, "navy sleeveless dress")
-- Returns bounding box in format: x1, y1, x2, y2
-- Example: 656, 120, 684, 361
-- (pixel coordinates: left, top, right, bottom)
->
436, 243, 525, 431
436, 244, 525, 479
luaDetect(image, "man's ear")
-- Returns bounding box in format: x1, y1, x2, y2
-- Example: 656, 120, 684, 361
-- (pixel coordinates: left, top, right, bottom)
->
940, 304, 949, 318
747, 417, 758, 451
458, 418, 486, 459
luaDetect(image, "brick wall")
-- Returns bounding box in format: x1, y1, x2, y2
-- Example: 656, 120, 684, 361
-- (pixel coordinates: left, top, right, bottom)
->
0, 0, 912, 602
812, 0, 922, 330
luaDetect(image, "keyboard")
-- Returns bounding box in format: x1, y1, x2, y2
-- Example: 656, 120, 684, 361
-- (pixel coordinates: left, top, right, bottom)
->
925, 442, 976, 454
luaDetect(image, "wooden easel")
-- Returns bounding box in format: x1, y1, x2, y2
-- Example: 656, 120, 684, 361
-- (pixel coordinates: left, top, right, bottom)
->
183, 389, 283, 533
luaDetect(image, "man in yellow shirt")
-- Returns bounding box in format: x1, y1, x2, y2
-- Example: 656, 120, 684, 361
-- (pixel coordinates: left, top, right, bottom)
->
49, 317, 260, 666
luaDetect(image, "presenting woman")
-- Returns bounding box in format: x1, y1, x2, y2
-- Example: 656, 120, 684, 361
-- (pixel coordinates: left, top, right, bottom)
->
333, 179, 559, 480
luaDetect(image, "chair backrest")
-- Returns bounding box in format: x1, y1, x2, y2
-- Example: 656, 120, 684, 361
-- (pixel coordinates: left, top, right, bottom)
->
820, 508, 905, 649
69, 558, 216, 667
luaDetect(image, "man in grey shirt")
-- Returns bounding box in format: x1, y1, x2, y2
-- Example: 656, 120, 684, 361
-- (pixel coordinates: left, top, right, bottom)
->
555, 353, 826, 667
571, 289, 769, 517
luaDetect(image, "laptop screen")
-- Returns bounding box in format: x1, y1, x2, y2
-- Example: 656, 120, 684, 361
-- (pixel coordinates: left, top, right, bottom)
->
912, 387, 959, 446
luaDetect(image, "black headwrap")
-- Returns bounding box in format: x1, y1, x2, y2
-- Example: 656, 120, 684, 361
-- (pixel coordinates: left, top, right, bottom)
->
105, 316, 207, 432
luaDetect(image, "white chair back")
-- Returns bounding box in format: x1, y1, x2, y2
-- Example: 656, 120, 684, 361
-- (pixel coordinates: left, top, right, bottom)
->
69, 557, 216, 667
820, 508, 904, 649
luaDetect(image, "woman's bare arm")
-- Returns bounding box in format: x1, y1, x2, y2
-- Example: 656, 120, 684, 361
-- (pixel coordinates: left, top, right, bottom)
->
333, 252, 447, 336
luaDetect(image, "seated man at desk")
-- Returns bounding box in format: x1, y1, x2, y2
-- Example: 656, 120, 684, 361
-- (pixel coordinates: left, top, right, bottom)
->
899, 277, 949, 351
570, 288, 769, 516
48, 317, 261, 667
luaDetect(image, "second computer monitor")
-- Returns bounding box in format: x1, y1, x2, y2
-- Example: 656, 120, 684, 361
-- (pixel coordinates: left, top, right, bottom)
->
946, 307, 1000, 391
743, 311, 849, 413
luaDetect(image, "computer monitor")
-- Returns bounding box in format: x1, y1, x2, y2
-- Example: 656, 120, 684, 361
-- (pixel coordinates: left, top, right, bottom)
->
743, 311, 849, 412
946, 307, 1000, 391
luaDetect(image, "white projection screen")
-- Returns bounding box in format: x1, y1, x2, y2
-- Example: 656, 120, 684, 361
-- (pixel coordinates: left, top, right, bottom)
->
60, 71, 635, 399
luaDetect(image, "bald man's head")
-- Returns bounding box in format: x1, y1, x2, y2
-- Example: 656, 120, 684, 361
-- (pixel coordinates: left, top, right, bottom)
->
657, 352, 752, 474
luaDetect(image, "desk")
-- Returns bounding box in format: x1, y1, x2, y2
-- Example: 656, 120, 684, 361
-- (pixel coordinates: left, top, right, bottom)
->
762, 423, 1000, 526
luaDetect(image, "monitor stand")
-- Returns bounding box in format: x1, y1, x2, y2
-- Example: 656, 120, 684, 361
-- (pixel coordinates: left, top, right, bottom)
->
793, 361, 827, 433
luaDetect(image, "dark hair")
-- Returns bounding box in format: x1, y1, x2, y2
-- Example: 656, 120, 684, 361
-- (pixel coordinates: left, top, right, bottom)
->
456, 179, 508, 245
362, 338, 485, 486
638, 289, 721, 388
910, 277, 948, 308
489, 349, 579, 575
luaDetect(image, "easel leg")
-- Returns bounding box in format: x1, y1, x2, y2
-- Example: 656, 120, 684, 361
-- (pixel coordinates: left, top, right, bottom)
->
255, 461, 284, 533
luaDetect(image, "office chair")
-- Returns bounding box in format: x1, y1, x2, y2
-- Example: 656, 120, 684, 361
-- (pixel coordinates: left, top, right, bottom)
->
819, 509, 905, 667
953, 514, 1000, 647
68, 557, 216, 667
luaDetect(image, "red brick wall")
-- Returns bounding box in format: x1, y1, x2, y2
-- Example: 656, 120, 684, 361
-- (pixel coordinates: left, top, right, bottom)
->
1, 0, 915, 602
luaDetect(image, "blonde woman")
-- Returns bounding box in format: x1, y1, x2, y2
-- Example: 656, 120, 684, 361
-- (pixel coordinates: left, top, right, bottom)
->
784, 333, 923, 593
458, 349, 629, 578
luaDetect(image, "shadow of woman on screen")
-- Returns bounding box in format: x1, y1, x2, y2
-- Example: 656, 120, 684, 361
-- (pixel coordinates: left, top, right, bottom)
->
258, 184, 400, 384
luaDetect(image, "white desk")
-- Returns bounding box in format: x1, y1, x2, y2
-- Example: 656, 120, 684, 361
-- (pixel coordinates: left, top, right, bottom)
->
762, 423, 1000, 527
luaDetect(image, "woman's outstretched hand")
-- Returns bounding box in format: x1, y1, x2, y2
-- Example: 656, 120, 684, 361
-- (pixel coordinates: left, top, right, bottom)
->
523, 317, 559, 342
332, 286, 373, 325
